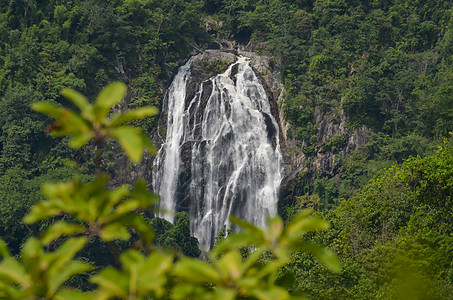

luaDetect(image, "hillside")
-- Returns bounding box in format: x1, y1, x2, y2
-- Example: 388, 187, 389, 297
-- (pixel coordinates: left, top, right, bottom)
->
0, 0, 452, 298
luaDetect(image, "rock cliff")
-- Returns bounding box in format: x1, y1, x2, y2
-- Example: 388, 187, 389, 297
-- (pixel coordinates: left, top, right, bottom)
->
112, 47, 370, 207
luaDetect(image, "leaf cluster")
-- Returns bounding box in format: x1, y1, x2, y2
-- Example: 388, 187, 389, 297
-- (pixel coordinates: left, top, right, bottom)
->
0, 83, 340, 299
284, 136, 453, 299
32, 82, 158, 162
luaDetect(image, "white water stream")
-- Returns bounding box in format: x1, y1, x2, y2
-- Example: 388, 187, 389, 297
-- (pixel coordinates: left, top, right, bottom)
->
153, 55, 283, 248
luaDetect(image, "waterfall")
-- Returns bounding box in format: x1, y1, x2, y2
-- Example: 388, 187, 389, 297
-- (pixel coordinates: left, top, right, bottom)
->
153, 55, 283, 249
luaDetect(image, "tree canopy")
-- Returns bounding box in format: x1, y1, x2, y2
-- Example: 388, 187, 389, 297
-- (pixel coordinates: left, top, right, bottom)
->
0, 1, 452, 298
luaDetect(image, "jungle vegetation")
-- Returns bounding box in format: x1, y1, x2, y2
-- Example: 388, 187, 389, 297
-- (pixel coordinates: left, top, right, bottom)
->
0, 0, 452, 298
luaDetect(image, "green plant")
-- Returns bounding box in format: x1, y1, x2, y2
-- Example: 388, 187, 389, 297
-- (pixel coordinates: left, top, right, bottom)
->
0, 83, 340, 299
205, 60, 230, 74
31, 82, 157, 163
321, 135, 347, 154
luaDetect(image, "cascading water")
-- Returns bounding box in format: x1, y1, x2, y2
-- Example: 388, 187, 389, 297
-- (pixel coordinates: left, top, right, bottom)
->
153, 55, 283, 249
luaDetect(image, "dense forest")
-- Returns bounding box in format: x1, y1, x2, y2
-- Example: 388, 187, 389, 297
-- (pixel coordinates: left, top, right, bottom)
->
0, 0, 452, 299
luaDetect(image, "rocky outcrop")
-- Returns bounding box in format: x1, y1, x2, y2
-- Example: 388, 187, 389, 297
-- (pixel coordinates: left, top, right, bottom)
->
282, 108, 370, 184
231, 47, 371, 195
152, 52, 283, 248
111, 47, 370, 205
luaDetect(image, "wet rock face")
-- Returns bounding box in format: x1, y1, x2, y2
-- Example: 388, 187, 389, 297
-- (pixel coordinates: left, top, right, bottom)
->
190, 50, 237, 82
183, 49, 286, 172
152, 53, 283, 248
112, 49, 283, 191
111, 47, 370, 222
222, 51, 372, 196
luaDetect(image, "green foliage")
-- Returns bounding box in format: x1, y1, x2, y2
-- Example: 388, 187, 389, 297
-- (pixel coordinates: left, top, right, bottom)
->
320, 135, 346, 153
173, 212, 340, 300
1, 1, 451, 297
357, 227, 453, 299
207, 3, 453, 295
212, 0, 452, 141
0, 166, 93, 256
88, 250, 173, 300
291, 136, 453, 299
24, 176, 157, 248
0, 237, 92, 299
274, 135, 453, 298
0, 0, 209, 196
32, 82, 158, 162
152, 212, 201, 258
0, 83, 340, 299
0, 0, 208, 255
205, 59, 230, 74
283, 94, 310, 126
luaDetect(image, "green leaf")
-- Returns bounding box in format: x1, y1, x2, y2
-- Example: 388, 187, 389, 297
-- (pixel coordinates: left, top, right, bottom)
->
23, 180, 76, 224
250, 287, 290, 300
48, 261, 93, 297
23, 198, 63, 224
0, 239, 10, 258
292, 241, 341, 273
90, 268, 128, 298
108, 185, 130, 206
61, 88, 89, 111
213, 232, 255, 257
142, 130, 157, 156
21, 238, 44, 275
55, 290, 96, 300
68, 131, 95, 148
120, 215, 154, 245
144, 251, 173, 272
31, 102, 63, 119
268, 216, 284, 240
109, 126, 144, 163
100, 223, 130, 241
241, 247, 266, 271
213, 287, 237, 300
130, 179, 159, 208
94, 82, 127, 122
40, 221, 87, 246
173, 257, 221, 284
110, 106, 159, 126
230, 216, 264, 238
111, 199, 141, 216
52, 109, 92, 138
139, 252, 173, 292
284, 210, 330, 239
216, 251, 243, 281
50, 237, 89, 272
61, 158, 80, 169
172, 283, 209, 300
0, 281, 21, 299
91, 250, 172, 299
259, 261, 289, 280
0, 257, 30, 286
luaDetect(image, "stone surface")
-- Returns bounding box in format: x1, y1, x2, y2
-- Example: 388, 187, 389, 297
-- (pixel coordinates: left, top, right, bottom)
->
112, 48, 370, 207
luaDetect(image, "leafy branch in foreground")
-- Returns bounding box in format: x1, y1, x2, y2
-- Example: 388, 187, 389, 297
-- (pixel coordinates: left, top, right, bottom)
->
173, 212, 340, 300
0, 82, 340, 299
31, 82, 158, 162
23, 176, 157, 250
0, 237, 91, 299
